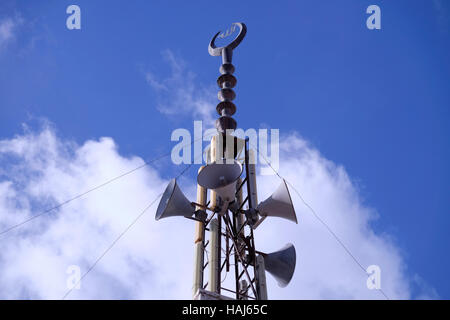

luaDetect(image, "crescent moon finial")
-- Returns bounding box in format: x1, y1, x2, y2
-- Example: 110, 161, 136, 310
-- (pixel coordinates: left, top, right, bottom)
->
208, 22, 247, 57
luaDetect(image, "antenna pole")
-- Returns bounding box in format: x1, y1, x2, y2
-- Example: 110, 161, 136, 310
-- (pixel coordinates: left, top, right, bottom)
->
192, 166, 207, 298
255, 255, 268, 300
194, 22, 270, 300
158, 22, 297, 301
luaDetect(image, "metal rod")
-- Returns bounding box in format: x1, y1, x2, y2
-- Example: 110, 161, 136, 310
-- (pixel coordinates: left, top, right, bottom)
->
192, 166, 207, 298
237, 196, 248, 211
222, 216, 258, 298
244, 138, 253, 209
226, 228, 230, 272
238, 269, 245, 280
205, 211, 217, 227
236, 219, 247, 237
191, 202, 215, 212
233, 210, 240, 300
220, 258, 227, 272
185, 216, 206, 223
217, 215, 222, 294
208, 218, 220, 294
220, 287, 255, 300
235, 177, 248, 194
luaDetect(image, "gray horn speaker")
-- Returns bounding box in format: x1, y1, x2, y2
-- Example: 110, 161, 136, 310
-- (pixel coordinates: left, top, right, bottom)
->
197, 160, 242, 202
256, 179, 298, 224
263, 243, 296, 288
155, 179, 195, 221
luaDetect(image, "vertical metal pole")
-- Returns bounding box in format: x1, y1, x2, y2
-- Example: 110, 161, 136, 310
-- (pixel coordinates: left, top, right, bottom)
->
248, 148, 262, 299
255, 255, 268, 300
234, 177, 243, 299
208, 135, 221, 294
217, 214, 222, 294
192, 166, 207, 298
240, 279, 249, 300
244, 139, 264, 300
208, 218, 220, 293
247, 149, 258, 207
244, 139, 258, 209
235, 178, 245, 234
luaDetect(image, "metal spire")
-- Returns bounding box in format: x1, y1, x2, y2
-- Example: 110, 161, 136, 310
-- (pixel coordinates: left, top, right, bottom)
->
154, 22, 298, 301
208, 22, 247, 133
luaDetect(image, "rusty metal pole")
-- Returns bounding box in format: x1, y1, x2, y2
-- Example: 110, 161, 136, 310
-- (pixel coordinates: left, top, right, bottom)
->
208, 136, 221, 294
192, 166, 207, 298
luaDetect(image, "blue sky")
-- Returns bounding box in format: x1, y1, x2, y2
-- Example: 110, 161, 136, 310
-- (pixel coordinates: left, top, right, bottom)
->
0, 0, 448, 299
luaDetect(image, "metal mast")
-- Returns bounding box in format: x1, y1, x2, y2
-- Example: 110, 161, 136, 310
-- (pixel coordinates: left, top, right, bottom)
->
155, 22, 298, 301
192, 22, 262, 300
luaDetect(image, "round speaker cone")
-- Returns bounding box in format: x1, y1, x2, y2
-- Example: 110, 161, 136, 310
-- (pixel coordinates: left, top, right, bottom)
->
197, 160, 242, 189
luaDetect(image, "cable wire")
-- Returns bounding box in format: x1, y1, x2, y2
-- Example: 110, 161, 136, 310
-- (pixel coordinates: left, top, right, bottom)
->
0, 136, 204, 237
62, 192, 162, 299
251, 142, 390, 300
62, 162, 195, 299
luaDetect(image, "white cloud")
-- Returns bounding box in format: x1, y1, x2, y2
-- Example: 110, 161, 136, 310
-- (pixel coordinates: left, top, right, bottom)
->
255, 132, 411, 299
0, 123, 435, 299
145, 49, 216, 126
0, 124, 195, 299
0, 15, 22, 51
0, 18, 15, 43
